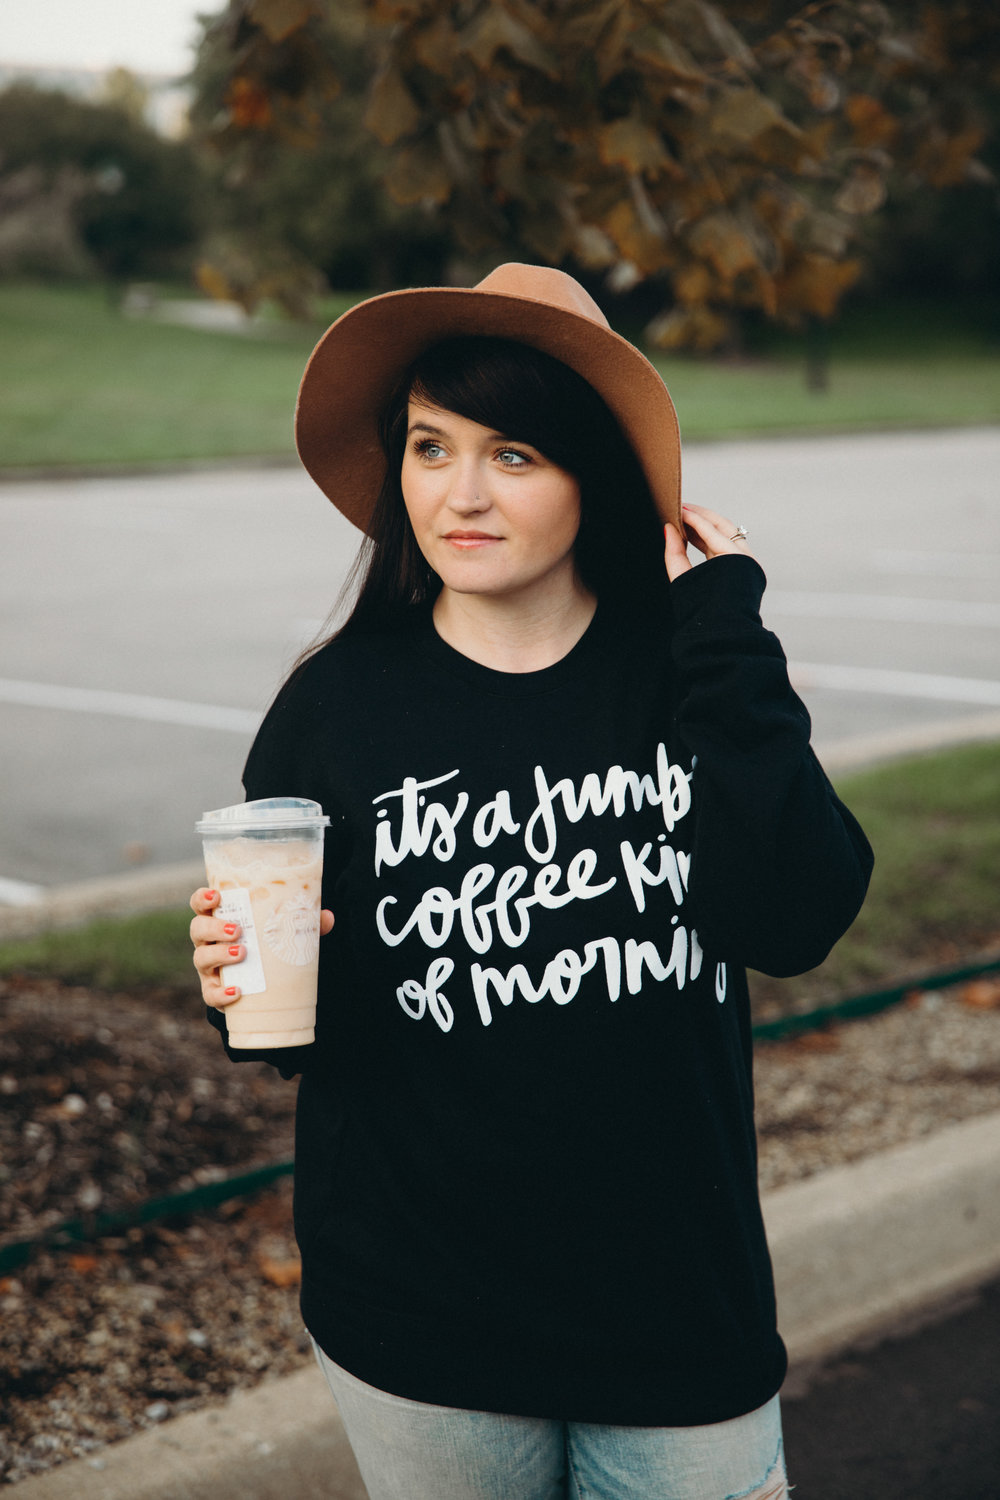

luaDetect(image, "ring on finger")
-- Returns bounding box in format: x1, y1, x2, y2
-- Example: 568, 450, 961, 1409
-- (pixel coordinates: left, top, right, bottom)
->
729, 525, 748, 543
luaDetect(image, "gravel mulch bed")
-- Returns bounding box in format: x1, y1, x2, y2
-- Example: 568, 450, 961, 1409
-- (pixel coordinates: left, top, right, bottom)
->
2, 969, 999, 1485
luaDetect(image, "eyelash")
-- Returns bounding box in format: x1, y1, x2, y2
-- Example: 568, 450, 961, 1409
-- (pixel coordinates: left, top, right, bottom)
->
411, 438, 443, 461
498, 448, 531, 469
411, 438, 532, 469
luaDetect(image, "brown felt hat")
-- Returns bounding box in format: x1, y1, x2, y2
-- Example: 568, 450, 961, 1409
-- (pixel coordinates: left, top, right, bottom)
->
295, 262, 681, 535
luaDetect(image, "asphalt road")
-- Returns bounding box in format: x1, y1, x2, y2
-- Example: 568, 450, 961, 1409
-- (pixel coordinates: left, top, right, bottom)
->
1, 427, 998, 893
782, 1277, 1000, 1499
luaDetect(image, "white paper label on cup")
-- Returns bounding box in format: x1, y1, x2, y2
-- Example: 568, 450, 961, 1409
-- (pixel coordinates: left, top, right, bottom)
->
216, 887, 267, 996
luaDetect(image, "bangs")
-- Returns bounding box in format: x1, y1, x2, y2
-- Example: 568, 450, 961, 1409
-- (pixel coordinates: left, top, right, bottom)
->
405, 336, 616, 475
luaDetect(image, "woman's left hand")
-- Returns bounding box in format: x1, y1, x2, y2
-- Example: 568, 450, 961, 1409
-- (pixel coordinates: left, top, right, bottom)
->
664, 504, 755, 582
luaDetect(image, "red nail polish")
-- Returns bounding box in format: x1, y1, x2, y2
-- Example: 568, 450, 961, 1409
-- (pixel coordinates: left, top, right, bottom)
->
223, 923, 238, 936
204, 890, 218, 902
224, 987, 236, 997
228, 945, 241, 957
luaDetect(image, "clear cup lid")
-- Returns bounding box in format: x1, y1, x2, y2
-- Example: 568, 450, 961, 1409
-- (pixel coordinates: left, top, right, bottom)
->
196, 797, 331, 835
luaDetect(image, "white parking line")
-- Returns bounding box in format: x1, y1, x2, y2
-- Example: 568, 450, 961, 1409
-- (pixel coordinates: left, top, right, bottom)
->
0, 876, 44, 906
871, 550, 1000, 580
769, 593, 1000, 628
0, 679, 261, 734
790, 662, 1000, 707
3, 658, 1000, 738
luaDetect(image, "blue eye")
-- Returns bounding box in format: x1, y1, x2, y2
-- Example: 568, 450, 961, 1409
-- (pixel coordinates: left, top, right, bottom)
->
498, 448, 530, 468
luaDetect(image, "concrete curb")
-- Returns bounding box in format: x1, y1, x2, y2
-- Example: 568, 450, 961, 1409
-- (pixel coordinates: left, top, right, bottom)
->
0, 863, 203, 942
5, 1363, 366, 1500
0, 457, 301, 488
765, 1110, 1000, 1365
813, 711, 1000, 778
8, 1110, 1000, 1499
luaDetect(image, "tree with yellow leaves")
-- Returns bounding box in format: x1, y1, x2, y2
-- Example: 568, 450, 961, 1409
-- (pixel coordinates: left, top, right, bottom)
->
192, 0, 997, 348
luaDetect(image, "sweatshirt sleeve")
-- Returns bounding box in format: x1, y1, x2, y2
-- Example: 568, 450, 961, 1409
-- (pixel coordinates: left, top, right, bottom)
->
669, 554, 873, 977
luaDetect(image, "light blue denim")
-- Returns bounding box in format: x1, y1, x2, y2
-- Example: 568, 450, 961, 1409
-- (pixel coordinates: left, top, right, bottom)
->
311, 1338, 788, 1500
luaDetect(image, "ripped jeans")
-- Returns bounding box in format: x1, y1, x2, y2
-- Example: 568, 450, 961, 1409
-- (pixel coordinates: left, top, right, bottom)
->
311, 1339, 788, 1500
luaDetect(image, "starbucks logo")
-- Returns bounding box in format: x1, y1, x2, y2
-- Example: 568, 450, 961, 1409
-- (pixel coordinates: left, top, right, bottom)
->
262, 893, 320, 965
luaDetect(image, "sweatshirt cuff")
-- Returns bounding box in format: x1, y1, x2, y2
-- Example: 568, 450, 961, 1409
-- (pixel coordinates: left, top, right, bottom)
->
668, 553, 767, 628
204, 999, 307, 1076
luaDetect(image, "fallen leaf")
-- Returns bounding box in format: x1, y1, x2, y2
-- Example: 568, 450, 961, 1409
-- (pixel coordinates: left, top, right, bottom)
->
161, 1317, 187, 1349
959, 978, 1000, 1010
792, 1028, 840, 1052
258, 1254, 301, 1288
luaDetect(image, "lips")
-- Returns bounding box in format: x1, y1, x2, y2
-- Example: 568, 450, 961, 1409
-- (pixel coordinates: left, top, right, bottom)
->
443, 530, 501, 546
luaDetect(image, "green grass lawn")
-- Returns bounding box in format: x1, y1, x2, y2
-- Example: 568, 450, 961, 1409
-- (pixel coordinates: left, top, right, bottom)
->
1, 281, 998, 471
0, 283, 352, 470
655, 347, 1000, 439
0, 908, 200, 992
653, 294, 1000, 437
1, 742, 997, 1022
748, 739, 1000, 1020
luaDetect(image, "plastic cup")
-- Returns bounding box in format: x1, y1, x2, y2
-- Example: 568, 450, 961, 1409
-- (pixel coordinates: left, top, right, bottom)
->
196, 798, 330, 1048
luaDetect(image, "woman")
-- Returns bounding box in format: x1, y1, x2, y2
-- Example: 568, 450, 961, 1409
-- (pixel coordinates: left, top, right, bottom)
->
190, 263, 873, 1500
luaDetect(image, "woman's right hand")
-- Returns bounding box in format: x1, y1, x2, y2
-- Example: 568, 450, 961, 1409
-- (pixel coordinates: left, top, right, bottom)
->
189, 887, 335, 1010
189, 887, 246, 1010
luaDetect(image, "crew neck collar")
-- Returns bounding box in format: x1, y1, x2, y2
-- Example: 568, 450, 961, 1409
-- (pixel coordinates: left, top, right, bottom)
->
418, 602, 608, 696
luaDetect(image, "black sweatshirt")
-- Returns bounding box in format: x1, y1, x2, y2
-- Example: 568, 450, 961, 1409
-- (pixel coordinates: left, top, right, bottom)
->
208, 556, 873, 1425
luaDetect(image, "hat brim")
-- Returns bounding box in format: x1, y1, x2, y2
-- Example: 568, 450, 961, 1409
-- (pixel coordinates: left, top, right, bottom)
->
295, 285, 681, 535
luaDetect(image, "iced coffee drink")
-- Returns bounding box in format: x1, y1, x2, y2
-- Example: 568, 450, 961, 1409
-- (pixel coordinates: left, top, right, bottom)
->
197, 799, 330, 1048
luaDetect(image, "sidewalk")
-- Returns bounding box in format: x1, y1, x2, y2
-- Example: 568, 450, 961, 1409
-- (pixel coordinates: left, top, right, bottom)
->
8, 1109, 1000, 1500
0, 861, 204, 943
